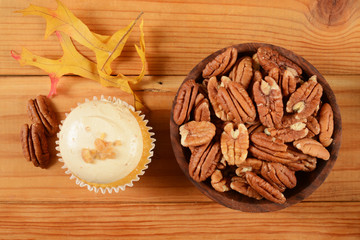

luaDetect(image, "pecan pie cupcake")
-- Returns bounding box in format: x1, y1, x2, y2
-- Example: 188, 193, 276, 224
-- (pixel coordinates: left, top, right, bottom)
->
56, 96, 155, 193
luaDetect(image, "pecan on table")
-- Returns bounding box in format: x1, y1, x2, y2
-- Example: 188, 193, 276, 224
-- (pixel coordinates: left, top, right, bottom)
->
306, 116, 320, 138
257, 46, 302, 75
27, 95, 58, 136
193, 93, 211, 122
211, 169, 230, 192
20, 123, 50, 168
286, 75, 323, 119
230, 176, 263, 200
179, 121, 216, 147
286, 147, 317, 172
293, 138, 330, 160
229, 56, 253, 89
189, 141, 222, 182
245, 171, 286, 204
220, 122, 249, 166
319, 103, 334, 147
253, 76, 283, 128
202, 47, 238, 78
173, 79, 199, 125
260, 162, 296, 192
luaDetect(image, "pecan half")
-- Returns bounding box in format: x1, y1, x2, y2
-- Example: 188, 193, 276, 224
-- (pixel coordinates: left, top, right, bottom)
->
193, 93, 211, 122
211, 169, 230, 192
27, 95, 58, 136
235, 158, 264, 176
189, 141, 222, 182
230, 176, 263, 200
287, 147, 317, 172
265, 121, 308, 142
173, 79, 199, 125
268, 68, 280, 84
257, 46, 302, 75
293, 138, 330, 160
253, 76, 283, 128
253, 70, 262, 82
249, 133, 299, 165
220, 123, 249, 166
261, 162, 296, 192
319, 103, 334, 147
229, 56, 253, 89
245, 171, 286, 204
306, 116, 320, 138
20, 123, 50, 168
247, 121, 266, 136
213, 76, 256, 123
286, 76, 323, 119
279, 67, 298, 97
202, 47, 238, 78
179, 121, 216, 147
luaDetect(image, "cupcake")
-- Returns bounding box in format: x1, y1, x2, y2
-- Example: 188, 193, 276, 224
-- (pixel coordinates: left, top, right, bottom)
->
56, 96, 155, 193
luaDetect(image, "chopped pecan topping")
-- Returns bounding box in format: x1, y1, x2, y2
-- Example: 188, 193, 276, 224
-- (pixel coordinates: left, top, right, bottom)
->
220, 123, 249, 166
20, 123, 49, 168
257, 46, 302, 75
253, 76, 283, 128
230, 176, 263, 200
319, 103, 334, 147
179, 121, 216, 147
253, 70, 262, 82
261, 162, 296, 192
229, 56, 253, 89
293, 138, 330, 160
211, 169, 230, 192
245, 171, 286, 204
189, 141, 222, 182
193, 93, 211, 122
202, 47, 238, 78
173, 79, 199, 125
286, 75, 323, 119
27, 95, 59, 136
306, 116, 320, 138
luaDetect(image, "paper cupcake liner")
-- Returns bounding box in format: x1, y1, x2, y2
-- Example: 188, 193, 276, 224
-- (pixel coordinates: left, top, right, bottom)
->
55, 95, 155, 194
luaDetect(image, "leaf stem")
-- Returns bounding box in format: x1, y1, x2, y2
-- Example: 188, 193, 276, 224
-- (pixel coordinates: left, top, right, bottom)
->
100, 11, 143, 72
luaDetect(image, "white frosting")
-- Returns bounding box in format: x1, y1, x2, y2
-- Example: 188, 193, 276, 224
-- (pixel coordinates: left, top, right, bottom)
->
59, 100, 143, 184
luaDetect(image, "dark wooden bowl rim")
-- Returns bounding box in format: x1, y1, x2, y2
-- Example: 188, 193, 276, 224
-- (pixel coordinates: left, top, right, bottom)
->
170, 43, 342, 212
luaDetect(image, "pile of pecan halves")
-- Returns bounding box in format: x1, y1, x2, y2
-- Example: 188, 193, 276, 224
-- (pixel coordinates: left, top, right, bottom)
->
173, 46, 334, 204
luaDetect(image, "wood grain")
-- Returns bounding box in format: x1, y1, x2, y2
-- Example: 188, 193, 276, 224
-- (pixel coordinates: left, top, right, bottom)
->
0, 202, 359, 239
0, 0, 359, 238
1, 0, 360, 76
0, 75, 358, 203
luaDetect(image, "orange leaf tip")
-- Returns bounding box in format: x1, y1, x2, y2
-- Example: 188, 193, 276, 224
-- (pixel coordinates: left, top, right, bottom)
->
10, 50, 21, 61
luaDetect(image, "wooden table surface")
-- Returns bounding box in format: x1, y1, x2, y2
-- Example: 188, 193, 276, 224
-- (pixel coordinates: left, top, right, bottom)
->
1, 0, 360, 239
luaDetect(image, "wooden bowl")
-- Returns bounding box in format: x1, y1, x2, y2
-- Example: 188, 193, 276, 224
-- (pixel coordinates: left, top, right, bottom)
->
170, 43, 342, 212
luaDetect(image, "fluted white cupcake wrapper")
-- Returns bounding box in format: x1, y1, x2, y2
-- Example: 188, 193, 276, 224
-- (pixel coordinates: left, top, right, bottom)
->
55, 95, 155, 194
